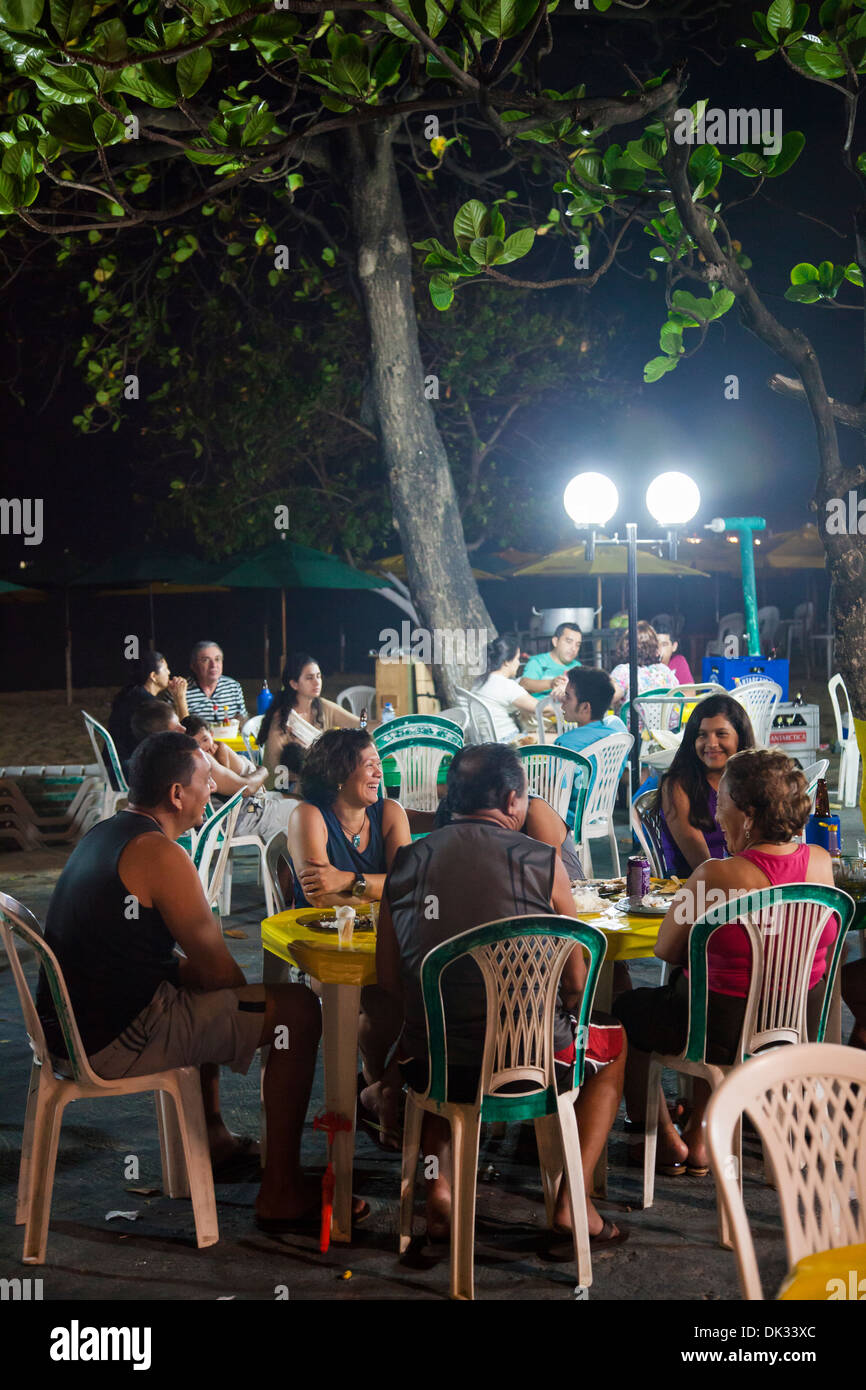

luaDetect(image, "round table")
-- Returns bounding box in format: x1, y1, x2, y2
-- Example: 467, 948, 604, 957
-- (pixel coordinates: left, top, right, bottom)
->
261, 900, 664, 1239
777, 1242, 866, 1300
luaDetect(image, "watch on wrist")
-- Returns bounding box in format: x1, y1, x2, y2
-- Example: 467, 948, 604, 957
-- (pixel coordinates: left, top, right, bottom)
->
352, 873, 368, 897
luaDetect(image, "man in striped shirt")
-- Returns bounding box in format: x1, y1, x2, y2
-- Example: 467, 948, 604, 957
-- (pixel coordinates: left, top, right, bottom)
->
186, 641, 249, 724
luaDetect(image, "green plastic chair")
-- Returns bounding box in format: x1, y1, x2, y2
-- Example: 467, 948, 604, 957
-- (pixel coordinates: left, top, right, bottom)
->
82, 712, 128, 819
518, 745, 593, 849
398, 914, 607, 1299
190, 790, 244, 913
642, 883, 855, 1247
0, 890, 218, 1264
373, 716, 463, 812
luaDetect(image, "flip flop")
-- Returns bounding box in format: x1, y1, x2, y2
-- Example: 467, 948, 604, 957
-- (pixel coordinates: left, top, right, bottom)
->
211, 1135, 261, 1182
255, 1199, 370, 1235
543, 1219, 629, 1261
625, 1146, 687, 1178
686, 1163, 710, 1178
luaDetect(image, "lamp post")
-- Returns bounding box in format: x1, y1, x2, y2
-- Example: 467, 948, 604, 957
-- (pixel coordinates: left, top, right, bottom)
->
563, 469, 701, 791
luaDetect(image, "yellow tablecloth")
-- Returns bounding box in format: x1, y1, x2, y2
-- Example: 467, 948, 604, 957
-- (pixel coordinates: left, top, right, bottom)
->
261, 902, 664, 985
262, 905, 377, 986
777, 1242, 866, 1300
212, 732, 257, 754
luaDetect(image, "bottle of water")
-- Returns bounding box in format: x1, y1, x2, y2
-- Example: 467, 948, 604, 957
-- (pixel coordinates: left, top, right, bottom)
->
257, 680, 274, 716
381, 702, 396, 723
359, 707, 368, 730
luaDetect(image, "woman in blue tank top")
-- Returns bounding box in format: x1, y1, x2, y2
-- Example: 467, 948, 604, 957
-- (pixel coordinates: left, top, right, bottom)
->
287, 729, 411, 909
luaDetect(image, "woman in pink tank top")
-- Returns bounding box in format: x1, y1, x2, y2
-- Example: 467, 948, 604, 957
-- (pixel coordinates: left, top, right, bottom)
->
614, 749, 837, 1177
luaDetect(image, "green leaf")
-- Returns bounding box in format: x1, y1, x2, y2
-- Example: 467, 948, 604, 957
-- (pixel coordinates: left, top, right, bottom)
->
784, 283, 823, 302
429, 272, 458, 310
177, 47, 212, 99
659, 321, 683, 356
790, 261, 819, 283
321, 245, 336, 266
688, 143, 722, 195
372, 39, 403, 89
43, 103, 96, 149
453, 199, 489, 250
241, 102, 275, 147
468, 234, 504, 265
226, 241, 244, 257
92, 111, 124, 145
705, 287, 735, 319
49, 0, 90, 41
0, 169, 21, 212
644, 354, 679, 383
0, 0, 45, 31
804, 44, 846, 78
766, 0, 794, 39
845, 262, 864, 287
671, 289, 710, 321
766, 129, 804, 177
33, 63, 98, 104
498, 227, 535, 263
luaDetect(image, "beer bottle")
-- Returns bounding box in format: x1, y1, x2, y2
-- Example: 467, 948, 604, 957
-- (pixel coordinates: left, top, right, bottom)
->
814, 778, 830, 816
359, 707, 368, 730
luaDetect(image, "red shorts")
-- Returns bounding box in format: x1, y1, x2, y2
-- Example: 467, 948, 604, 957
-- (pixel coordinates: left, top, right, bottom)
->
555, 1012, 624, 1075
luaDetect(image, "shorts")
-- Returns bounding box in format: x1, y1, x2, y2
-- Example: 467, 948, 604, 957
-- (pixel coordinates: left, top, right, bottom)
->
236, 791, 296, 844
87, 979, 265, 1080
613, 968, 826, 1065
399, 1011, 624, 1103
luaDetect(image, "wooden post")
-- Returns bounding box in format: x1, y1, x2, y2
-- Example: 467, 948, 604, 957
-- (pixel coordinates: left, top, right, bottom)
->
64, 587, 73, 707
280, 588, 287, 672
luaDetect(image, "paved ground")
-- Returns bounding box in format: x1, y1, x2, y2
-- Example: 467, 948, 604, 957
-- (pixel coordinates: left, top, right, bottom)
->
0, 798, 862, 1304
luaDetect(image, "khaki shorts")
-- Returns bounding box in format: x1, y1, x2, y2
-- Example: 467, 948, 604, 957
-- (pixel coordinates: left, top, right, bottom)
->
88, 979, 265, 1080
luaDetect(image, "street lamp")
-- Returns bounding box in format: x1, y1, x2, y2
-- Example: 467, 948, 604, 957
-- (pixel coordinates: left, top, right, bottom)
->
562, 468, 701, 790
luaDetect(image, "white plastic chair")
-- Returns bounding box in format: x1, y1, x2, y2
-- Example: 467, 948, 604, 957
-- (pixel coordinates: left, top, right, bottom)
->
336, 685, 376, 717
241, 714, 263, 764
757, 605, 780, 654
438, 706, 469, 733
730, 679, 782, 748
518, 746, 593, 830
705, 1043, 866, 1300
828, 674, 861, 807
706, 612, 745, 658
575, 731, 633, 876
641, 884, 854, 1247
800, 758, 829, 812
191, 791, 244, 913
630, 789, 666, 878
0, 890, 218, 1264
784, 601, 814, 664
399, 915, 606, 1299
454, 686, 498, 744
82, 712, 129, 820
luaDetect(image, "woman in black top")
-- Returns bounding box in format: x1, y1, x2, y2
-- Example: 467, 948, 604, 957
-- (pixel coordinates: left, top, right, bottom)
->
108, 650, 189, 764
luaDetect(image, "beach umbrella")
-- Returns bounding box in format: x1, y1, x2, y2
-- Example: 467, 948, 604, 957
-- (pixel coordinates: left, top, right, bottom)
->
512, 542, 709, 579
214, 538, 397, 670
374, 551, 505, 582
764, 524, 826, 569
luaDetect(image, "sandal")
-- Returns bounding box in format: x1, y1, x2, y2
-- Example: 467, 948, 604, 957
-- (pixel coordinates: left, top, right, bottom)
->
626, 1144, 687, 1178
543, 1219, 629, 1261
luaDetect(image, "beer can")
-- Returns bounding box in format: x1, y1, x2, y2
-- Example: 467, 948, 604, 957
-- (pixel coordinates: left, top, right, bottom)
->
627, 855, 651, 900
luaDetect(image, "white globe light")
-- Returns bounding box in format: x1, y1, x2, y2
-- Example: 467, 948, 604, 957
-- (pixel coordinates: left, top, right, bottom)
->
646, 471, 700, 527
563, 472, 619, 528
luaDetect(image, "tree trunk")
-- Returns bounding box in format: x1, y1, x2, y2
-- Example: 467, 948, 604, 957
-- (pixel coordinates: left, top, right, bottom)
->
343, 121, 495, 707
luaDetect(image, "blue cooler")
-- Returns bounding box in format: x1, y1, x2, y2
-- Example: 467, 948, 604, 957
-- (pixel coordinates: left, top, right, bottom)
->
702, 655, 789, 702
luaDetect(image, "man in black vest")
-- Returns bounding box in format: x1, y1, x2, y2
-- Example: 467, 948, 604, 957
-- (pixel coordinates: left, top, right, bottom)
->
36, 732, 356, 1231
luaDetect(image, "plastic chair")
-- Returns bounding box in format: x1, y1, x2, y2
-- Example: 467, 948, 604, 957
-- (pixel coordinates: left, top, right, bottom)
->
82, 712, 129, 819
518, 745, 592, 844
784, 601, 814, 665
438, 706, 469, 733
800, 758, 829, 811
241, 715, 263, 764
398, 914, 607, 1299
706, 612, 745, 658
757, 605, 780, 655
0, 890, 218, 1264
336, 685, 376, 717
191, 790, 244, 912
730, 679, 782, 748
454, 686, 504, 744
575, 731, 634, 876
630, 789, 666, 877
705, 1042, 866, 1300
373, 717, 463, 812
641, 884, 854, 1247
828, 674, 861, 807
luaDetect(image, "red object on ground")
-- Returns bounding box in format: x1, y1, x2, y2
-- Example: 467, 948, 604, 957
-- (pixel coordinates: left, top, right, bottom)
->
313, 1111, 352, 1253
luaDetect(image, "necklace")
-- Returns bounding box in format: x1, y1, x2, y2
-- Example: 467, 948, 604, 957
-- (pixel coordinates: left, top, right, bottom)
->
336, 811, 366, 850
125, 808, 165, 834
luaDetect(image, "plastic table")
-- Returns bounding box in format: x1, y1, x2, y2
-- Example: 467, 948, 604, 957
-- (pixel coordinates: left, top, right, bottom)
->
261, 901, 663, 1236
777, 1242, 866, 1300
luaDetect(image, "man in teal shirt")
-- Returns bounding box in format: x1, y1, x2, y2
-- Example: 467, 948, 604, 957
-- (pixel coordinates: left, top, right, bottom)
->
555, 667, 628, 828
520, 622, 582, 698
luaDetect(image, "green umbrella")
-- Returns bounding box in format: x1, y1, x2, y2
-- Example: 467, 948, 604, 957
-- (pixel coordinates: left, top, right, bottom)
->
214, 539, 392, 669
72, 546, 224, 587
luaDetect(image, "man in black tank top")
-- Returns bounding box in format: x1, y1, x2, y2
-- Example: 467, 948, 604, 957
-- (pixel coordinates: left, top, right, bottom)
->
366, 744, 626, 1251
35, 732, 351, 1232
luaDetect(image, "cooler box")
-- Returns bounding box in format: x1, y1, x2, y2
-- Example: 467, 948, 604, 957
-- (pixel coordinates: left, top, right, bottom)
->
769, 703, 821, 765
374, 658, 440, 718
701, 655, 789, 702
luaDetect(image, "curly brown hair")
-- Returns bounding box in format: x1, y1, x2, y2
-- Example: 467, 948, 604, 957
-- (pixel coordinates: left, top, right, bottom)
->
720, 748, 811, 843
298, 728, 375, 806
614, 621, 661, 668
